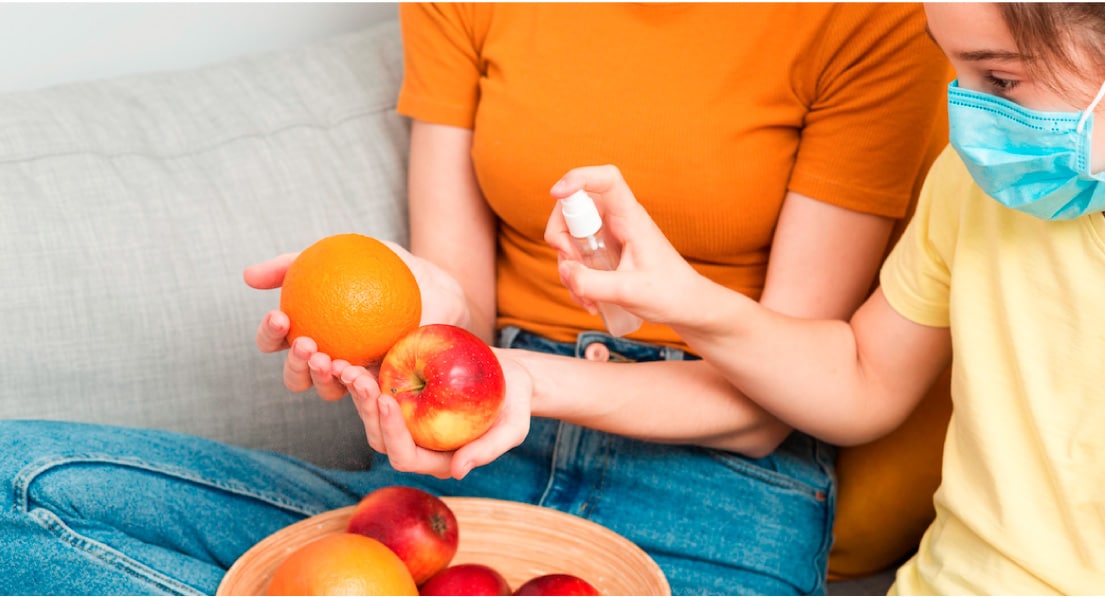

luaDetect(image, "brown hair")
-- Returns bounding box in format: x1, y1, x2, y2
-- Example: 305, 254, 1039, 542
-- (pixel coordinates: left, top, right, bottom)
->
1001, 3, 1105, 99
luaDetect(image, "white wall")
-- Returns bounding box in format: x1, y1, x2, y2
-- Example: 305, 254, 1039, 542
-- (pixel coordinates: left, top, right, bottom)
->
0, 3, 398, 94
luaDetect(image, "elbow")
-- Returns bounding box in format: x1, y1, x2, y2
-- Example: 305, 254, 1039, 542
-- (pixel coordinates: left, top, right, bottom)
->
708, 419, 793, 459
811, 406, 914, 447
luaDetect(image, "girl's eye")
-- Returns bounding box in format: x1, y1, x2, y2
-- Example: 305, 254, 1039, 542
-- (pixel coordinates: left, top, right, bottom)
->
986, 73, 1020, 93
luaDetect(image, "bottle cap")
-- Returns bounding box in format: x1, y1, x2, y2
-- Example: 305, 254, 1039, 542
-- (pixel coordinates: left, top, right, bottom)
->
561, 190, 602, 238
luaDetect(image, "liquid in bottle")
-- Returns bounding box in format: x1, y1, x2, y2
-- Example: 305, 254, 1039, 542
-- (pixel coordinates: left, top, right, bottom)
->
560, 190, 643, 337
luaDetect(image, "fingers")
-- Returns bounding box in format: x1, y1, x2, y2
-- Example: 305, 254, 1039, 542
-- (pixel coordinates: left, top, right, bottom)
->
549, 164, 634, 202
308, 351, 347, 401
544, 165, 632, 258
243, 252, 299, 289
547, 165, 668, 245
557, 257, 599, 315
377, 395, 456, 479
450, 404, 528, 480
348, 371, 385, 451
558, 259, 624, 309
256, 310, 291, 353
349, 385, 507, 481
283, 336, 316, 393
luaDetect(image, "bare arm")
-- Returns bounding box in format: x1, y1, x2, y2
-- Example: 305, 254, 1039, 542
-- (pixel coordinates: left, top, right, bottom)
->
675, 285, 951, 445
408, 120, 498, 343
530, 189, 900, 454
550, 166, 953, 445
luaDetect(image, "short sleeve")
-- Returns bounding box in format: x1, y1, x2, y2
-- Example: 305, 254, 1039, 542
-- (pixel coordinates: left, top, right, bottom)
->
879, 146, 963, 328
789, 3, 951, 218
397, 3, 488, 128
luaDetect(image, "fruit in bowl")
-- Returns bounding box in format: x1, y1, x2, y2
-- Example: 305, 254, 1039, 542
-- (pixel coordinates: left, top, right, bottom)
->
513, 573, 600, 596
346, 486, 459, 585
216, 496, 671, 596
378, 323, 506, 451
264, 532, 417, 596
420, 563, 513, 596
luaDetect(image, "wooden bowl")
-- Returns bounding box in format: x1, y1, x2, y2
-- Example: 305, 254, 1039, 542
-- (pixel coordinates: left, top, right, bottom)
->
217, 497, 671, 596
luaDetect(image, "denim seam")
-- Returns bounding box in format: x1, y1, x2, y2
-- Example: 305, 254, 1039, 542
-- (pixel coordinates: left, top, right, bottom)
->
14, 454, 322, 516
536, 423, 566, 507
27, 508, 203, 596
11, 454, 325, 595
701, 448, 826, 501
578, 432, 611, 518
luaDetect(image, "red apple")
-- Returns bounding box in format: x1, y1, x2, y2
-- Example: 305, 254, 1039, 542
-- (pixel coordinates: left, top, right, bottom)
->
345, 485, 459, 584
513, 574, 600, 596
419, 563, 513, 596
378, 323, 506, 451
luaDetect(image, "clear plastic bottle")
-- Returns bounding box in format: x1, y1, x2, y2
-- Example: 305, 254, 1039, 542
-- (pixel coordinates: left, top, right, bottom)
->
560, 190, 643, 337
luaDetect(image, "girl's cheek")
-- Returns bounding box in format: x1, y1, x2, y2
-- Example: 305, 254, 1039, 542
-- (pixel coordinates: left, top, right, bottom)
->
1092, 116, 1105, 174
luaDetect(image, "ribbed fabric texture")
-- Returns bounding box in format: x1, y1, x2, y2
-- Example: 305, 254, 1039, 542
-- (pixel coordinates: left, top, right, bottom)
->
397, 3, 950, 347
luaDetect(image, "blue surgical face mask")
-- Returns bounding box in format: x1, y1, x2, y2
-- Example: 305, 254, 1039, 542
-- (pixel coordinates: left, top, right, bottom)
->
947, 79, 1105, 220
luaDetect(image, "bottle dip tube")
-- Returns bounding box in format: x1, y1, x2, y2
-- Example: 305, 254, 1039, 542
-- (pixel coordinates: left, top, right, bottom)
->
560, 190, 643, 337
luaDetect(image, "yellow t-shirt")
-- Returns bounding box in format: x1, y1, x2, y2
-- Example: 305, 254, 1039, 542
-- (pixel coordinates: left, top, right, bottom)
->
882, 147, 1105, 594
397, 2, 949, 348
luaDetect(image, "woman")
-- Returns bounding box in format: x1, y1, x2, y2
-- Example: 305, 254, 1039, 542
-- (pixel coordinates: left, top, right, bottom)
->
548, 3, 1105, 593
253, 4, 947, 594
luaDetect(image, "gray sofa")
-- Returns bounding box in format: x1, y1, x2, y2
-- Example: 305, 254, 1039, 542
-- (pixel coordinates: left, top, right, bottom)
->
0, 19, 895, 595
1, 21, 406, 471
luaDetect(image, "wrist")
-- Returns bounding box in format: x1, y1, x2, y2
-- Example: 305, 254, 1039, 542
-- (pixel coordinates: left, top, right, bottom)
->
671, 275, 755, 340
503, 348, 570, 420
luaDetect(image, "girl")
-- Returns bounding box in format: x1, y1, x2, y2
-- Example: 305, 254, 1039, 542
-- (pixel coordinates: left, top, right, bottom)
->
546, 3, 1105, 593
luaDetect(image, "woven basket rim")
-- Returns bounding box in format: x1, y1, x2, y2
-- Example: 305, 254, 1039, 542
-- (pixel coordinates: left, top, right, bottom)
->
218, 496, 671, 596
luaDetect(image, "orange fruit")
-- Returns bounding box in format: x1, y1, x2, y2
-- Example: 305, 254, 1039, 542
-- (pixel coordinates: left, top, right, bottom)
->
265, 532, 419, 596
280, 234, 421, 366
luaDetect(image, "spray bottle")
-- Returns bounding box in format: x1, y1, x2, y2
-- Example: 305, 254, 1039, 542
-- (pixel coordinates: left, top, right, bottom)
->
560, 190, 643, 337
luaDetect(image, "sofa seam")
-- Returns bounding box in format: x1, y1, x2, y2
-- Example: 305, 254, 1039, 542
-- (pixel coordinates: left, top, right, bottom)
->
0, 104, 400, 167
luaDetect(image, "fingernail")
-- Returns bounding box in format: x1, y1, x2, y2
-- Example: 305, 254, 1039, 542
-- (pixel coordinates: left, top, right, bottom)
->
457, 461, 473, 480
550, 179, 569, 194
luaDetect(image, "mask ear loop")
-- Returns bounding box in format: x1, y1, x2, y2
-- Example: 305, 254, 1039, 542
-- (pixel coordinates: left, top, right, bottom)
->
1075, 79, 1105, 134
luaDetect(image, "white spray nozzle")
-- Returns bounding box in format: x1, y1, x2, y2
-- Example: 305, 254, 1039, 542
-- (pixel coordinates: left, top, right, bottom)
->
561, 190, 602, 239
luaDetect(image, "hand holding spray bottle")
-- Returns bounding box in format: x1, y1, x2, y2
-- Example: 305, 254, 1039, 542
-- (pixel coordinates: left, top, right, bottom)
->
560, 190, 643, 337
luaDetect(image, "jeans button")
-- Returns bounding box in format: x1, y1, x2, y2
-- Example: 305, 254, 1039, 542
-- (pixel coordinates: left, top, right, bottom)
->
583, 342, 611, 362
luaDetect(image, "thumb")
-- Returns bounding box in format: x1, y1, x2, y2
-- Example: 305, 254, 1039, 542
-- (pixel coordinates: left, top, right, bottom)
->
243, 252, 298, 289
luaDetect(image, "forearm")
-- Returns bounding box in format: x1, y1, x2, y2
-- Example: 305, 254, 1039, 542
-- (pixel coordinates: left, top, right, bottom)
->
672, 278, 939, 445
510, 348, 792, 457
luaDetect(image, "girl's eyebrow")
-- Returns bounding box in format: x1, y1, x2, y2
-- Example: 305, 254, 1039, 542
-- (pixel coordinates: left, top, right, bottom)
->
957, 49, 1025, 62
923, 24, 1026, 62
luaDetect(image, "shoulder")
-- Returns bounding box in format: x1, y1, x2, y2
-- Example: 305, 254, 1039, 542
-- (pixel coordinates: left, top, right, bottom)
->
925, 147, 986, 222
399, 3, 494, 46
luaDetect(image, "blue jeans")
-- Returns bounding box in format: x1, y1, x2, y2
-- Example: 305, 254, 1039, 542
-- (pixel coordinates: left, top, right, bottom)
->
0, 327, 835, 595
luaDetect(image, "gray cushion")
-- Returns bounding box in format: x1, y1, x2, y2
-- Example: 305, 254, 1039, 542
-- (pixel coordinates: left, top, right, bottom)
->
0, 19, 409, 469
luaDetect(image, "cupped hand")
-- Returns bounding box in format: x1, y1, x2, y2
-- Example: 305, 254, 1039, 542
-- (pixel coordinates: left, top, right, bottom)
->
343, 348, 533, 480
379, 240, 470, 329
242, 241, 471, 399
545, 165, 703, 326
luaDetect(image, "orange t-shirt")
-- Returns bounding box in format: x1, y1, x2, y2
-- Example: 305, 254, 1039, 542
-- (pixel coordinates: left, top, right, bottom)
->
397, 2, 948, 349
